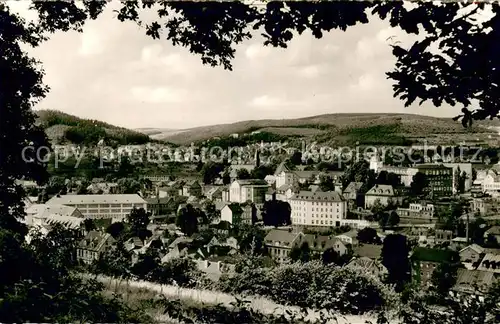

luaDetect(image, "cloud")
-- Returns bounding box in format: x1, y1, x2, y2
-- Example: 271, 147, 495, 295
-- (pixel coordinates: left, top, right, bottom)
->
78, 29, 103, 56
248, 95, 303, 108
245, 43, 272, 60
296, 65, 322, 79
12, 2, 463, 129
130, 86, 189, 104
140, 44, 163, 62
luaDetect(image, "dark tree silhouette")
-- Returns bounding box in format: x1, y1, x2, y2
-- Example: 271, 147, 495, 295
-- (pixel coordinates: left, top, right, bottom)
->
410, 172, 428, 196
81, 218, 96, 232
289, 151, 302, 166
176, 204, 200, 236
357, 227, 381, 245
318, 174, 335, 192
201, 162, 224, 185
322, 247, 340, 265
236, 168, 251, 180
106, 221, 126, 240
127, 207, 151, 232
261, 200, 291, 227
382, 234, 411, 292
250, 165, 274, 180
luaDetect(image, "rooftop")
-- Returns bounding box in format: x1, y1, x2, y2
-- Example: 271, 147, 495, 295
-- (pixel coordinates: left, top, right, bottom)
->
47, 194, 146, 205
290, 190, 344, 202
412, 247, 459, 263
366, 184, 395, 196
264, 229, 300, 245
235, 179, 268, 186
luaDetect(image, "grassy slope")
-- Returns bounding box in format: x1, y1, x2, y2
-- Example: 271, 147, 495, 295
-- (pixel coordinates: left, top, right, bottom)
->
153, 113, 496, 145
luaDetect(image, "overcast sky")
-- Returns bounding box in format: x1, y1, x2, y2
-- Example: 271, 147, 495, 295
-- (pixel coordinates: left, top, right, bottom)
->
10, 1, 466, 130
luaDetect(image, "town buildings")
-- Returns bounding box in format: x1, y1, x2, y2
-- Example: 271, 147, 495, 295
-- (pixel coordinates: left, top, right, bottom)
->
414, 164, 453, 198
263, 229, 305, 262
229, 179, 268, 204
364, 184, 402, 209
77, 231, 116, 264
289, 191, 346, 228
396, 202, 435, 223
46, 194, 147, 222
220, 203, 256, 225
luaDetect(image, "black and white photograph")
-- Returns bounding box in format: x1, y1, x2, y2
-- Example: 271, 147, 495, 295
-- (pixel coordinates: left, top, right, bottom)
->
1, 0, 499, 323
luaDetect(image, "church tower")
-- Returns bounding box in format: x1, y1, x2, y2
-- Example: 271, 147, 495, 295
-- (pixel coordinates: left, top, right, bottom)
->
255, 149, 260, 167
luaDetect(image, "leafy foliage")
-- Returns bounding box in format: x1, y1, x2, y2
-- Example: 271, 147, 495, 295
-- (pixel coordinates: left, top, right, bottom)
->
217, 261, 393, 315
176, 204, 201, 236
261, 200, 291, 226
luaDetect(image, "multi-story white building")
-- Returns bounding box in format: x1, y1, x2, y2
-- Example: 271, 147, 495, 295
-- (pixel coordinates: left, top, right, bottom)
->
481, 173, 500, 193
229, 179, 268, 204
289, 191, 347, 227
46, 194, 147, 222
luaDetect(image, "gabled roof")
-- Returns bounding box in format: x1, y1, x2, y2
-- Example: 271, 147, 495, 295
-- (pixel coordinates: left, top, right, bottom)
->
222, 204, 243, 214
276, 184, 293, 192
302, 234, 341, 251
184, 180, 201, 188
354, 244, 382, 260
477, 253, 500, 271
27, 204, 80, 218
485, 225, 500, 236
366, 184, 395, 196
44, 215, 83, 229
290, 190, 344, 202
235, 179, 268, 186
264, 229, 300, 245
343, 182, 363, 194
79, 231, 115, 251
206, 186, 223, 196
309, 185, 322, 193
274, 161, 290, 176
453, 269, 498, 294
459, 244, 484, 255
214, 201, 228, 211
293, 171, 319, 179
168, 236, 193, 249
347, 257, 387, 274
336, 229, 358, 239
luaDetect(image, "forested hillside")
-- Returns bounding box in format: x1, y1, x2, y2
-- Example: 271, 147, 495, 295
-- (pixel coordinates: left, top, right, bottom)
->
36, 110, 151, 146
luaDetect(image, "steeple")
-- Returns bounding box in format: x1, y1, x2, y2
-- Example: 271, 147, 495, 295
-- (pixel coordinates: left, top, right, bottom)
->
255, 149, 260, 167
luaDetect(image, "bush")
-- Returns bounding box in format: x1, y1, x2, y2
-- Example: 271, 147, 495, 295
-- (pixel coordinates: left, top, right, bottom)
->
215, 261, 393, 315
